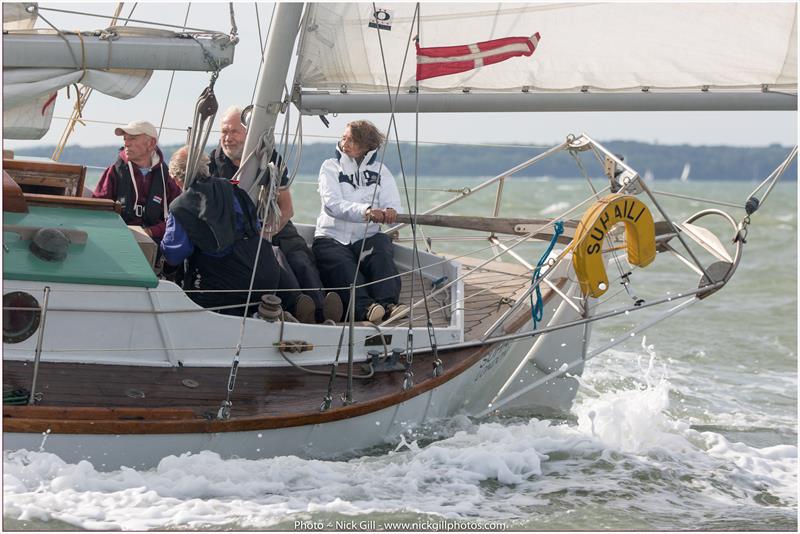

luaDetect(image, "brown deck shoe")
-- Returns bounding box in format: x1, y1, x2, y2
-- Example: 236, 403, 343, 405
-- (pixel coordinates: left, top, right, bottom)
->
294, 294, 316, 324
323, 292, 343, 323
384, 303, 409, 320
365, 303, 385, 324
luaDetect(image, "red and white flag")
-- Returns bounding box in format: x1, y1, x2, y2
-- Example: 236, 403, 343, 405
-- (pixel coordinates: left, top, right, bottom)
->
416, 33, 540, 81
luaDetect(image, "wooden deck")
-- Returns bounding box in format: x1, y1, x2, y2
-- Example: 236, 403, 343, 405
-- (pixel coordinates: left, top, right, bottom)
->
3, 259, 556, 434
394, 256, 534, 339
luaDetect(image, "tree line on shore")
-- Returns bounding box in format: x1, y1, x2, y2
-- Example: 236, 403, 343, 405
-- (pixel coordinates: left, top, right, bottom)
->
14, 140, 796, 181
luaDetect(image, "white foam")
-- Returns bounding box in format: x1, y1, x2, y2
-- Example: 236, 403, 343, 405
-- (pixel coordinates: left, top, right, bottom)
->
2, 422, 555, 529
573, 341, 797, 506
539, 201, 571, 215
4, 340, 795, 529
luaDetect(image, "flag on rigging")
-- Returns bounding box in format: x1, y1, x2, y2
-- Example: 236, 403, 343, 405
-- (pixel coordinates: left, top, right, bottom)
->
415, 33, 540, 81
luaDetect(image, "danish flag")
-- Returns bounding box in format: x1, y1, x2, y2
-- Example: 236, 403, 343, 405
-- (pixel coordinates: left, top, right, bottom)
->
416, 33, 540, 81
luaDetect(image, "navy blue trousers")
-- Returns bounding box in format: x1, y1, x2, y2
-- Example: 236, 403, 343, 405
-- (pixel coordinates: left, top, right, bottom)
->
273, 221, 326, 321
188, 236, 300, 317
312, 233, 401, 321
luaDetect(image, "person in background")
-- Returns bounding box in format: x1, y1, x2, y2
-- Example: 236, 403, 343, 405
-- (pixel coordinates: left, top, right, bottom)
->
313, 120, 407, 324
93, 120, 181, 242
209, 106, 341, 324
161, 145, 314, 321
166, 146, 207, 190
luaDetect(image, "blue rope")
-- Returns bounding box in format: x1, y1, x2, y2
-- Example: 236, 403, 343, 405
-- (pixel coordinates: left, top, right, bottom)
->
530, 220, 564, 329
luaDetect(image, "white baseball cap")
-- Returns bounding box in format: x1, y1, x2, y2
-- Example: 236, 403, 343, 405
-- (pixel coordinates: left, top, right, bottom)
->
114, 120, 158, 140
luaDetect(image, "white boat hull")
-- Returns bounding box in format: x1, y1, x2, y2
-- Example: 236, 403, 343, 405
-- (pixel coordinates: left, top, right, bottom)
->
5, 312, 586, 470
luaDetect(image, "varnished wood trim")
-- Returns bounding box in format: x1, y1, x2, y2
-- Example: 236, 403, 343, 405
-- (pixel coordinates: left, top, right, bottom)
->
3, 171, 28, 213
5, 406, 197, 421
4, 158, 86, 197
4, 343, 493, 434
24, 194, 121, 213
3, 159, 85, 175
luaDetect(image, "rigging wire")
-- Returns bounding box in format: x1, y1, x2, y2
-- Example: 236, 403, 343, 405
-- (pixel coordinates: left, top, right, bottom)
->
319, 1, 422, 403
35, 5, 219, 33
8, 280, 721, 357
214, 5, 307, 416
249, 2, 274, 107
52, 2, 130, 161
30, 11, 82, 67
157, 3, 193, 141
578, 145, 640, 300
227, 2, 238, 42
369, 2, 441, 380
745, 145, 797, 211
651, 190, 744, 210
47, 114, 555, 151
568, 145, 600, 197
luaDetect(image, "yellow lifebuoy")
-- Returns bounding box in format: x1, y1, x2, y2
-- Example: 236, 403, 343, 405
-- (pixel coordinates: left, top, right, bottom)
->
571, 194, 656, 298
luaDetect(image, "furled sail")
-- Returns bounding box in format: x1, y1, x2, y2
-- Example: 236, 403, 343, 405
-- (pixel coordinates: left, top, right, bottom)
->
296, 2, 797, 94
2, 2, 235, 139
3, 65, 152, 140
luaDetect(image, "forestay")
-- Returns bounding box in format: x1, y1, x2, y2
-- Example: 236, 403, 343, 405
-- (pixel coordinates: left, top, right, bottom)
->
296, 2, 797, 94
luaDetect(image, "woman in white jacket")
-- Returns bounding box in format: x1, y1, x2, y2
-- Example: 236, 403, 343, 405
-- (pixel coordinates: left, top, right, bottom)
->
313, 120, 406, 324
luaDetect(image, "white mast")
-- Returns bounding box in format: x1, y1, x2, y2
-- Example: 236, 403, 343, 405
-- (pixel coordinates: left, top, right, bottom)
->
237, 3, 304, 202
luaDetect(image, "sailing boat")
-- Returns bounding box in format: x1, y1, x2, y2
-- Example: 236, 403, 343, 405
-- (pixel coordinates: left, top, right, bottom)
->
2, 2, 797, 471
680, 163, 691, 183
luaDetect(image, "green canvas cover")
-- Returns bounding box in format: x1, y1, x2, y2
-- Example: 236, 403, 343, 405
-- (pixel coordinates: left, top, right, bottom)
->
3, 206, 158, 288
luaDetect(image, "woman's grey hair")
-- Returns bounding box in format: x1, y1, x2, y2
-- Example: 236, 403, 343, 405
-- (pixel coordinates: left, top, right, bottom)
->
168, 146, 210, 184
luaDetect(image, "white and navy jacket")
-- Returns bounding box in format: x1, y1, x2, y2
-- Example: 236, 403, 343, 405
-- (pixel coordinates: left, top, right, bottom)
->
315, 145, 402, 245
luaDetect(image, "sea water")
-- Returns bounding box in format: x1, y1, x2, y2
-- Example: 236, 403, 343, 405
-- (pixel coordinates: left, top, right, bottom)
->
3, 177, 796, 531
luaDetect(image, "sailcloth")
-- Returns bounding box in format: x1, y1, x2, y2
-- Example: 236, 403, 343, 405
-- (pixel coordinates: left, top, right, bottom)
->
3, 66, 152, 140
296, 3, 797, 93
416, 34, 540, 81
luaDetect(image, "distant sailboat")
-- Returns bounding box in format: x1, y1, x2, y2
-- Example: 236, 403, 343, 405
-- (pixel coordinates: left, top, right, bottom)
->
680, 163, 691, 182
644, 169, 655, 182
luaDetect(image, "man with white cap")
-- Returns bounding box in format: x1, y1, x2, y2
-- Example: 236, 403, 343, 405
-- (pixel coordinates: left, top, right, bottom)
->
93, 120, 182, 242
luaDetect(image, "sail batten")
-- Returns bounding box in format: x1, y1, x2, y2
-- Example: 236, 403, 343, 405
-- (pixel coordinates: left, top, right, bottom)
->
296, 3, 798, 95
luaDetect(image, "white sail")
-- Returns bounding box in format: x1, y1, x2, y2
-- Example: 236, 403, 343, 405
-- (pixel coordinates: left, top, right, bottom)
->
3, 2, 37, 30
296, 2, 797, 94
680, 163, 691, 182
2, 66, 152, 139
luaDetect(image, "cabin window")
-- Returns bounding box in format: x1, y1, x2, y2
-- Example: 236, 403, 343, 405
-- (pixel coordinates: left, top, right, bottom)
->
3, 291, 41, 343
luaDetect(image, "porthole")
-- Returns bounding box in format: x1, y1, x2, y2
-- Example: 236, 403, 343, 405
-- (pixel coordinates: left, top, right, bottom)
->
3, 291, 41, 343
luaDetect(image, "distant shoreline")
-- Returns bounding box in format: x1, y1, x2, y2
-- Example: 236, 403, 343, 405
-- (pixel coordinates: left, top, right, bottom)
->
11, 140, 797, 181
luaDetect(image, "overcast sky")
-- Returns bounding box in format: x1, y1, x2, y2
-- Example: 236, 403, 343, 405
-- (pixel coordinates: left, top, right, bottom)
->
4, 2, 798, 151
